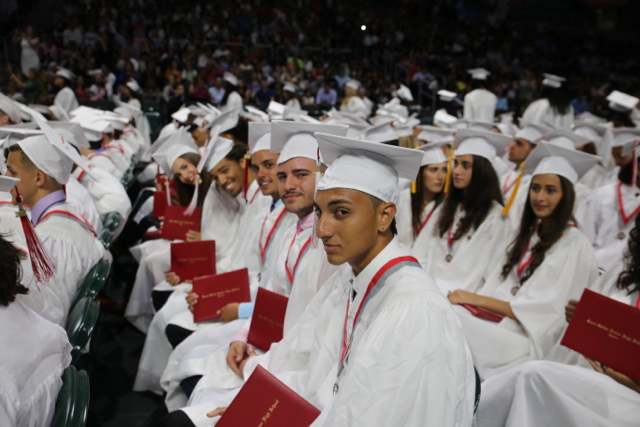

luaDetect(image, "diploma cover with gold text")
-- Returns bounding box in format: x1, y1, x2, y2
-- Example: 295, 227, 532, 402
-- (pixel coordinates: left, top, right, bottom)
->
247, 288, 288, 352
161, 206, 201, 240
192, 268, 251, 322
169, 240, 215, 282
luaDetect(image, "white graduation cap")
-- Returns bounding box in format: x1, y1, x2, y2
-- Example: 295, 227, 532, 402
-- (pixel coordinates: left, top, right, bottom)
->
56, 67, 75, 81
495, 123, 518, 137
356, 123, 398, 143
205, 136, 234, 172
48, 121, 90, 148
612, 128, 640, 156
418, 141, 448, 166
144, 127, 186, 160
171, 107, 192, 124
515, 121, 552, 143
607, 90, 639, 112
394, 124, 415, 138
187, 104, 210, 118
523, 141, 600, 185
271, 121, 348, 165
468, 68, 491, 80
0, 176, 20, 192
543, 129, 589, 150
244, 106, 270, 122
394, 115, 420, 128
378, 97, 409, 119
315, 133, 422, 204
248, 122, 272, 154
500, 112, 515, 124
433, 109, 459, 127
49, 102, 70, 121
330, 110, 369, 125
396, 84, 413, 102
467, 120, 496, 133
573, 121, 608, 145
0, 93, 23, 124
126, 79, 141, 93
416, 125, 455, 143
454, 128, 512, 164
345, 123, 371, 138
204, 107, 239, 132
575, 111, 607, 124
267, 101, 286, 116
346, 80, 361, 91
197, 102, 222, 116
283, 82, 298, 93
152, 129, 198, 179
223, 72, 239, 87
285, 111, 321, 124
542, 73, 566, 89
18, 115, 96, 184
437, 90, 458, 102
369, 114, 396, 127
451, 119, 470, 130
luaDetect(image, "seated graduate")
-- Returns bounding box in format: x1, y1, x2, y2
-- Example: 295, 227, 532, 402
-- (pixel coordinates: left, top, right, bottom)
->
0, 232, 72, 427
5, 121, 105, 316
396, 140, 447, 250
576, 129, 640, 271
447, 141, 600, 379
474, 211, 640, 427
157, 132, 476, 427
413, 128, 513, 294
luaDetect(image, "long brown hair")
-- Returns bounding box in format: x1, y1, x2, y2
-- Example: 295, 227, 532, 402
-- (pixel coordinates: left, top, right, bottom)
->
0, 234, 27, 306
435, 155, 502, 238
501, 176, 575, 283
174, 152, 213, 208
411, 165, 445, 235
616, 213, 640, 295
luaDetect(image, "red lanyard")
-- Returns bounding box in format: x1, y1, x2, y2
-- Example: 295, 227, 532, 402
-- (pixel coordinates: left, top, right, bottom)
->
502, 171, 518, 196
517, 222, 577, 279
259, 208, 287, 263
339, 256, 420, 369
416, 205, 437, 236
446, 217, 463, 253
249, 186, 260, 204
37, 210, 97, 237
285, 234, 312, 284
617, 181, 640, 226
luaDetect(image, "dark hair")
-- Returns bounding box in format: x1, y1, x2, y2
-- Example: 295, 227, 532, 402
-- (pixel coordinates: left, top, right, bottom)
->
616, 212, 640, 295
436, 155, 502, 238
610, 111, 636, 128
173, 153, 212, 209
369, 195, 397, 236
221, 81, 238, 106
542, 85, 572, 116
411, 165, 445, 235
501, 175, 575, 282
226, 142, 248, 163
617, 160, 636, 186
8, 145, 36, 170
224, 116, 249, 144
0, 234, 28, 306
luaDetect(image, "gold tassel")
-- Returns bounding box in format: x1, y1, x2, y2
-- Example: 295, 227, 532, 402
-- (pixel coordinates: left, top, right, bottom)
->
411, 181, 417, 193
443, 142, 455, 195
502, 163, 524, 216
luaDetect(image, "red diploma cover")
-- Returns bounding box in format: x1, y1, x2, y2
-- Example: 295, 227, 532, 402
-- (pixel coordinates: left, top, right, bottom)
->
170, 240, 216, 282
247, 288, 288, 352
192, 268, 251, 323
561, 289, 640, 381
161, 206, 201, 240
461, 304, 505, 322
153, 191, 168, 218
217, 365, 320, 427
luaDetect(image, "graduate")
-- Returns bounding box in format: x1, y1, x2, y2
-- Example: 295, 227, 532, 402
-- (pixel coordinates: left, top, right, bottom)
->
413, 128, 513, 294
5, 123, 104, 316
0, 93, 23, 126
448, 142, 600, 379
340, 80, 371, 119
396, 141, 447, 249
221, 72, 243, 113
0, 231, 72, 427
53, 68, 79, 114
522, 73, 574, 130
575, 129, 640, 270
474, 213, 640, 427
574, 120, 617, 189
463, 68, 497, 122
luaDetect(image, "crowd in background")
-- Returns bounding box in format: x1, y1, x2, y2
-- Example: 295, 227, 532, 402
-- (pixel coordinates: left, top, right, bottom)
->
5, 0, 640, 123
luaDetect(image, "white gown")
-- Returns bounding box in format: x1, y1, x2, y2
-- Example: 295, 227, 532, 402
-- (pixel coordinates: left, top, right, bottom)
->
222, 92, 243, 113
66, 175, 103, 235
395, 188, 439, 251
341, 97, 371, 119
500, 169, 532, 228
86, 150, 124, 180
522, 98, 574, 130
455, 226, 598, 379
414, 201, 513, 294
575, 180, 640, 270
0, 300, 72, 427
463, 88, 497, 122
53, 87, 79, 114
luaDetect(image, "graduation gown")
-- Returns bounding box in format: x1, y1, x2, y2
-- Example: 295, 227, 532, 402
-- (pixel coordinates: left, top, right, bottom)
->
341, 96, 371, 119
500, 170, 532, 229
463, 88, 497, 122
86, 150, 124, 180
522, 98, 574, 130
456, 226, 598, 380
223, 92, 243, 113
414, 201, 512, 294
0, 300, 72, 427
65, 174, 103, 235
395, 188, 440, 251
53, 87, 78, 114
575, 180, 640, 270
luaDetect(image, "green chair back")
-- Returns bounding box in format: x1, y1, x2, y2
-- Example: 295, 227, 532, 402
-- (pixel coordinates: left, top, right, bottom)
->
99, 211, 122, 249
72, 259, 110, 309
66, 297, 100, 365
474, 366, 481, 413
51, 365, 90, 427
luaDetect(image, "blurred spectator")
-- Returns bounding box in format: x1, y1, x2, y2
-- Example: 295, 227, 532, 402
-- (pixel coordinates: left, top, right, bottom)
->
254, 79, 275, 107
316, 81, 337, 106
182, 61, 198, 83
13, 26, 40, 77
572, 94, 589, 115
302, 89, 315, 106
208, 76, 226, 104
9, 66, 40, 104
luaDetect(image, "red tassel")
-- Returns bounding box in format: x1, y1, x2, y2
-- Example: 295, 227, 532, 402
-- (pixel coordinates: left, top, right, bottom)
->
62, 184, 66, 195
242, 146, 251, 200
14, 188, 55, 285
